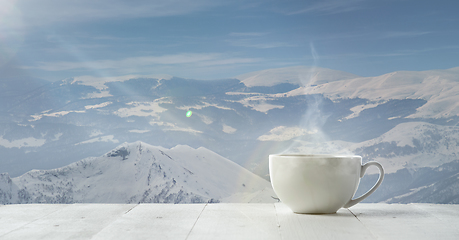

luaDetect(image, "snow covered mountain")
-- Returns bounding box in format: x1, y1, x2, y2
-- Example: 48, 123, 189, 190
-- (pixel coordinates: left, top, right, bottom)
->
235, 66, 360, 87
0, 142, 275, 204
350, 122, 459, 173
1, 65, 459, 204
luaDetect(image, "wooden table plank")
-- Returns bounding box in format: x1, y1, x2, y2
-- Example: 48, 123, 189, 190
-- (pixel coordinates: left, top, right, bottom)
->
413, 203, 459, 231
275, 203, 376, 240
413, 203, 459, 215
0, 204, 69, 237
349, 203, 459, 240
0, 204, 135, 240
1, 203, 458, 240
92, 204, 206, 240
187, 203, 281, 240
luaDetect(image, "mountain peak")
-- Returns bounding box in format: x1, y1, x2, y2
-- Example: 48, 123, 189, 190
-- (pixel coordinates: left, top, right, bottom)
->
1, 142, 275, 204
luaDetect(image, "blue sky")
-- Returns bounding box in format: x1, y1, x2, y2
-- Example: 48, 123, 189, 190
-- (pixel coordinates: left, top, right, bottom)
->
1, 0, 458, 81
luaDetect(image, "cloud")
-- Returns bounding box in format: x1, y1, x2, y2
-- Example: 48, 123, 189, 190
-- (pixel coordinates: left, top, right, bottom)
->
309, 30, 431, 43
227, 39, 296, 49
287, 0, 365, 15
0, 0, 25, 66
229, 32, 269, 37
381, 31, 432, 39
227, 32, 295, 49
311, 45, 459, 60
12, 0, 221, 27
22, 53, 263, 72
370, 46, 459, 57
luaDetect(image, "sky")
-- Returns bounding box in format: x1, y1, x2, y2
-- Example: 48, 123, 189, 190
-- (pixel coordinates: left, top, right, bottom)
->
1, 0, 459, 81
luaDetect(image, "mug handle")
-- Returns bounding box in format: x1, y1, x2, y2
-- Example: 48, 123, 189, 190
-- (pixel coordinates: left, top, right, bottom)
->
343, 161, 384, 208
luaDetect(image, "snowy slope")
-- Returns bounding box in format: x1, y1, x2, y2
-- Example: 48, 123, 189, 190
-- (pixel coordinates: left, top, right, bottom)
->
71, 74, 173, 91
303, 67, 459, 118
238, 66, 459, 118
235, 66, 360, 87
0, 142, 276, 204
262, 122, 459, 175
286, 121, 459, 174
350, 122, 459, 174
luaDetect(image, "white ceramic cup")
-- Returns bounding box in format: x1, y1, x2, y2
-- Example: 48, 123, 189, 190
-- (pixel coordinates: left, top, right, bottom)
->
269, 154, 384, 214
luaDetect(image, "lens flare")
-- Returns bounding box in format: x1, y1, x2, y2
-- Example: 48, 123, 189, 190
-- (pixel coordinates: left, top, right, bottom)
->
186, 110, 192, 117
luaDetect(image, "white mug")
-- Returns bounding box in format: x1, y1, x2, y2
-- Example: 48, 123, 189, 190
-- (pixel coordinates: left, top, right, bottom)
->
269, 154, 384, 214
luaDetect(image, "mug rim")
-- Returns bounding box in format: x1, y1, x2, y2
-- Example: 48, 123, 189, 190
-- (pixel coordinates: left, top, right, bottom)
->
269, 153, 361, 158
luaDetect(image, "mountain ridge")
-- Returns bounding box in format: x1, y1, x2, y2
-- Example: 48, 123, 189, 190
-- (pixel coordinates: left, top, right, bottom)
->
235, 66, 361, 87
0, 141, 276, 204
1, 65, 459, 204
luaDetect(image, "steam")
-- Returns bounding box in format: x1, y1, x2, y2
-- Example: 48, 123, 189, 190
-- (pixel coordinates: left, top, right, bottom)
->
280, 43, 353, 156
299, 42, 319, 87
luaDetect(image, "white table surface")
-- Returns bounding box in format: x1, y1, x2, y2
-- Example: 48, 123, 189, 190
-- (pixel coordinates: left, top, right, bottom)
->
0, 203, 458, 240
